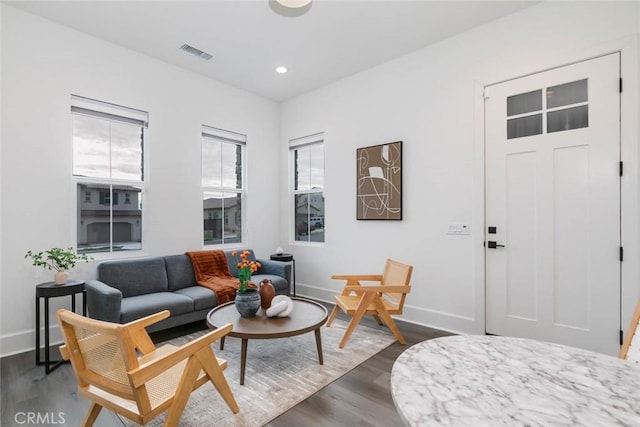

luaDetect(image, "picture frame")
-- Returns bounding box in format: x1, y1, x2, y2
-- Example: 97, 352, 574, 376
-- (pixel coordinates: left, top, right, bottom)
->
356, 141, 402, 220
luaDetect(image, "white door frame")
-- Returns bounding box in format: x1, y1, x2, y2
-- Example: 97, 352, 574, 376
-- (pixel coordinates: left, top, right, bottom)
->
472, 36, 639, 341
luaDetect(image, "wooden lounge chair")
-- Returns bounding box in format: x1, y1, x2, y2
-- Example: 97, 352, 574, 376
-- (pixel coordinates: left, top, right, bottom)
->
620, 300, 640, 363
327, 259, 413, 348
56, 309, 239, 426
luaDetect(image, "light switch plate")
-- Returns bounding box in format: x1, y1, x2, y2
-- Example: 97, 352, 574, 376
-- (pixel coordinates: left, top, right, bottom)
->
447, 222, 470, 235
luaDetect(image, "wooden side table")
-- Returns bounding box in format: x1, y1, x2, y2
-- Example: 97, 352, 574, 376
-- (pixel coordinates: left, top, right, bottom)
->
35, 280, 85, 374
270, 253, 295, 296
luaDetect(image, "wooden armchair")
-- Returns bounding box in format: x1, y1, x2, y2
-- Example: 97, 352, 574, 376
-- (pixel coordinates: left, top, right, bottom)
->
56, 309, 239, 427
620, 300, 640, 363
326, 259, 413, 348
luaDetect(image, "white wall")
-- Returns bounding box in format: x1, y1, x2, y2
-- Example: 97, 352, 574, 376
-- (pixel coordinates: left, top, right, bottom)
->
0, 5, 281, 356
2, 2, 639, 358
281, 2, 640, 335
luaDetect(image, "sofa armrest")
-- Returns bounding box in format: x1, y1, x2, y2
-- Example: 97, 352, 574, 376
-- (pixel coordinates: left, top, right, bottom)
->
85, 279, 122, 323
257, 259, 292, 287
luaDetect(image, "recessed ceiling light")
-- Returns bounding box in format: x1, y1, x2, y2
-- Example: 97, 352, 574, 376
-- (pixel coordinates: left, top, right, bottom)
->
276, 66, 288, 74
269, 0, 312, 17
276, 0, 311, 8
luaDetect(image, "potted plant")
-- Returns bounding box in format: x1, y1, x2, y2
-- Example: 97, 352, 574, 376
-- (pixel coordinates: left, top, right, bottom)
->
25, 247, 91, 285
231, 250, 262, 317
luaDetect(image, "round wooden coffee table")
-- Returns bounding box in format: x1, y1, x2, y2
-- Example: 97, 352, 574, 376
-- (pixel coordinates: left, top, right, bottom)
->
206, 297, 328, 385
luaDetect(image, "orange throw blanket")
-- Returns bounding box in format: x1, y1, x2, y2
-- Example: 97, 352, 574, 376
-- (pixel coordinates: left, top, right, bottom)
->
186, 250, 239, 304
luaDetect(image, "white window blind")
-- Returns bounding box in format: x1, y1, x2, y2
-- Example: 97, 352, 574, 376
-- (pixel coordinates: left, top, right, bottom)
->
71, 95, 148, 127
202, 125, 247, 145
288, 132, 323, 149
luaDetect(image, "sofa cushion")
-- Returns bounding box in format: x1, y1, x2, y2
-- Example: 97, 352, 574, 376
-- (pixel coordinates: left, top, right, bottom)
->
174, 286, 218, 311
164, 255, 197, 291
98, 257, 168, 298
120, 292, 194, 324
253, 274, 288, 294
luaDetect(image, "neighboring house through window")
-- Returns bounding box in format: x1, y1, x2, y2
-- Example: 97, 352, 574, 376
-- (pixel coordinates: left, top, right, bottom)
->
290, 132, 325, 243
72, 95, 147, 254
202, 125, 246, 245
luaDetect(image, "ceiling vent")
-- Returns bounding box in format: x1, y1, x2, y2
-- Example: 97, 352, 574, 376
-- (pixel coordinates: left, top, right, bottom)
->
179, 43, 213, 61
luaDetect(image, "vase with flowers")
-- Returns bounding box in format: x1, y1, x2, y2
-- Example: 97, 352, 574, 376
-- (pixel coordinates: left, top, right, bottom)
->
232, 250, 262, 317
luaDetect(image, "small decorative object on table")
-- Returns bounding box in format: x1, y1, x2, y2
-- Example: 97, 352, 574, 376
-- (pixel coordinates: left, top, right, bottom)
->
232, 250, 262, 317
259, 279, 275, 309
266, 295, 294, 318
25, 247, 91, 285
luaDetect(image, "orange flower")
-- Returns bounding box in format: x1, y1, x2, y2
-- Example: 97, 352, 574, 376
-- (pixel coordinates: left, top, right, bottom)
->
232, 250, 261, 292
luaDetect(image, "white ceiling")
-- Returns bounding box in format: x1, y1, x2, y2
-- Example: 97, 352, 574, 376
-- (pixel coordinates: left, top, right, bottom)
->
7, 0, 538, 102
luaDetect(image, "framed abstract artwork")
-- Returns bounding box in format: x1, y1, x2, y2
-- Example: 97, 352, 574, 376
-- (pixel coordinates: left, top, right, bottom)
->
356, 141, 402, 220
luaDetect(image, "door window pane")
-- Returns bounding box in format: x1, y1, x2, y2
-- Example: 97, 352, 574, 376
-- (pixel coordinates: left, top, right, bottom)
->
547, 79, 588, 109
547, 105, 589, 133
507, 89, 542, 117
507, 114, 543, 139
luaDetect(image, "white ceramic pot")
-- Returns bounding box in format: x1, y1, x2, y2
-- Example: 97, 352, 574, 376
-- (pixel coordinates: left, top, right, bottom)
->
54, 271, 69, 285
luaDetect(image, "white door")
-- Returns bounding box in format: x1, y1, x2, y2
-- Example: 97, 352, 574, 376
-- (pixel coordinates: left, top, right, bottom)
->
485, 53, 621, 355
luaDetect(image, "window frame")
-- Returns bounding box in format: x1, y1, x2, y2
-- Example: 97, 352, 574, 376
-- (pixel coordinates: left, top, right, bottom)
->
201, 125, 247, 247
71, 95, 148, 257
289, 132, 325, 246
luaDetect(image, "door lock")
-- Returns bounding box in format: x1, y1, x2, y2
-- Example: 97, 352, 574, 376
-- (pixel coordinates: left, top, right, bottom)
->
487, 241, 505, 249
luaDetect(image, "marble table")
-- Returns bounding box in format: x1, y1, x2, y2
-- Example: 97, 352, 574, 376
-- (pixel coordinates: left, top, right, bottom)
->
390, 335, 640, 426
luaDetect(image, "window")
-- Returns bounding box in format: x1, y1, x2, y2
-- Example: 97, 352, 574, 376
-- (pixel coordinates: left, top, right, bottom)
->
202, 125, 246, 245
72, 95, 147, 254
290, 133, 325, 243
506, 79, 588, 140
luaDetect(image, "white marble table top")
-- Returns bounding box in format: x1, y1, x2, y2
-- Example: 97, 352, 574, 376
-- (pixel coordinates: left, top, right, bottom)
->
391, 335, 640, 426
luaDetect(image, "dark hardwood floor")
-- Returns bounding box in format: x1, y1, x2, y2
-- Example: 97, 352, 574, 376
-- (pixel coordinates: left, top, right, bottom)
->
1, 301, 452, 426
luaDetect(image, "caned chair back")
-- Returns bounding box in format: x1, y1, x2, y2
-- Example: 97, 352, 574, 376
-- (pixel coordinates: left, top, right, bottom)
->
620, 300, 640, 363
58, 311, 139, 401
381, 259, 413, 311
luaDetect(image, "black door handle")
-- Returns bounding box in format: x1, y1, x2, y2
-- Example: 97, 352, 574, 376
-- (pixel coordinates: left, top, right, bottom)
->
487, 241, 505, 249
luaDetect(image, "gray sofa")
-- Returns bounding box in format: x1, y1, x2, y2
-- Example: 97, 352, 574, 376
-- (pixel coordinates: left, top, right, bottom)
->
85, 249, 291, 332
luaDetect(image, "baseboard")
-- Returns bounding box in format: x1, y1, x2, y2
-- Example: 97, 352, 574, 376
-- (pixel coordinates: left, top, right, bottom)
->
1, 325, 63, 358
295, 282, 477, 336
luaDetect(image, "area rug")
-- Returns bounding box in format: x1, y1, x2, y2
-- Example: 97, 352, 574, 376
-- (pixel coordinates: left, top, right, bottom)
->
120, 318, 395, 427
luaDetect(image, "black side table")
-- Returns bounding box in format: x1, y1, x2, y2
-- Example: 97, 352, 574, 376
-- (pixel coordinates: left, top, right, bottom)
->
270, 253, 296, 296
35, 280, 85, 374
